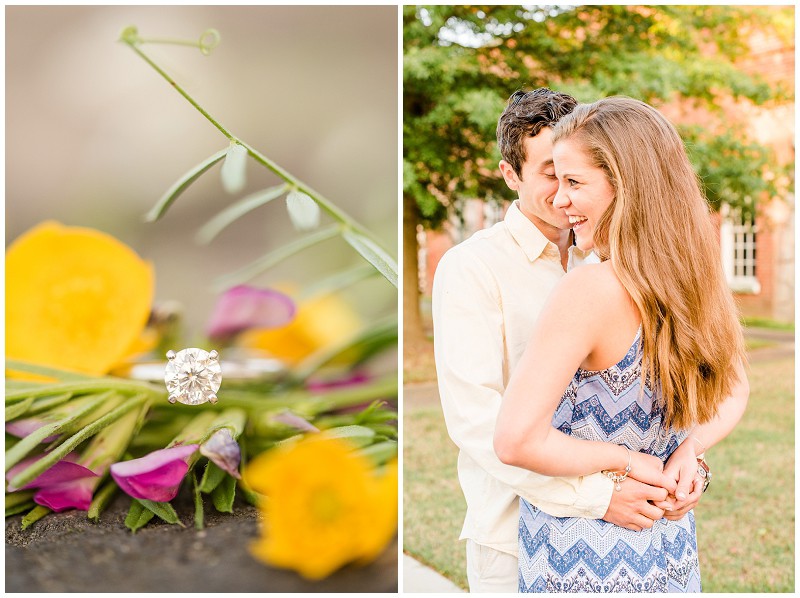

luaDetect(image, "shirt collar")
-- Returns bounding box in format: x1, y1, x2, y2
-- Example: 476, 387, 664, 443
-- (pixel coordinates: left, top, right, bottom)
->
505, 201, 552, 262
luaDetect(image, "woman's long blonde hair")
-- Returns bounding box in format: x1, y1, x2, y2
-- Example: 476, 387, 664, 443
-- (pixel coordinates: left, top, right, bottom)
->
552, 97, 745, 430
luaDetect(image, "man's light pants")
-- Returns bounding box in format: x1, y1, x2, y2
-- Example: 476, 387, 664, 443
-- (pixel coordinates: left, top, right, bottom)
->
466, 539, 518, 593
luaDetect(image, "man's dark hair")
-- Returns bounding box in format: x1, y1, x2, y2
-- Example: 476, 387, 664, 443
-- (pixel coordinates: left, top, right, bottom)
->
496, 88, 578, 178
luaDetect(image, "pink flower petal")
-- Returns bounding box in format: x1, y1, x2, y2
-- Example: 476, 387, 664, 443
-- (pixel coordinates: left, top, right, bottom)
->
6, 418, 61, 443
273, 411, 320, 433
306, 372, 370, 392
206, 285, 295, 340
34, 478, 96, 512
6, 452, 98, 512
6, 452, 96, 492
110, 444, 199, 502
199, 429, 242, 479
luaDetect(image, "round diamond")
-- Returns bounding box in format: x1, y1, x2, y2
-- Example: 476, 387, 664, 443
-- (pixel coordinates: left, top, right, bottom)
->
165, 348, 222, 405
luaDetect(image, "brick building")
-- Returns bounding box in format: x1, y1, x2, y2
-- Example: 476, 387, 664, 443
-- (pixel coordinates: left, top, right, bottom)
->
419, 27, 794, 323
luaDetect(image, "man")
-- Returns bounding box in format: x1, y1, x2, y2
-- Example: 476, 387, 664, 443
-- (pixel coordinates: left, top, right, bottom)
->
432, 89, 701, 592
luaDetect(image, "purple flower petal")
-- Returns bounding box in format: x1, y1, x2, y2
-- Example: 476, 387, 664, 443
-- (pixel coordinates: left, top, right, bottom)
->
6, 452, 98, 512
34, 477, 96, 512
273, 411, 320, 434
206, 285, 295, 340
199, 429, 241, 479
6, 418, 60, 443
306, 372, 370, 392
110, 444, 199, 502
6, 452, 96, 492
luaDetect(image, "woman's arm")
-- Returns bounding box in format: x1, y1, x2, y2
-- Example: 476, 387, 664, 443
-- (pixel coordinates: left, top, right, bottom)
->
688, 359, 749, 455
493, 265, 673, 490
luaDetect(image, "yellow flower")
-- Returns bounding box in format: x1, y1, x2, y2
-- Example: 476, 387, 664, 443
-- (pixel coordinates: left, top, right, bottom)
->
6, 221, 154, 375
244, 437, 397, 580
238, 293, 361, 366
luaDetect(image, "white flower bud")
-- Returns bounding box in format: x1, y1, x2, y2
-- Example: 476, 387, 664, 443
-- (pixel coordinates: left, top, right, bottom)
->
286, 190, 321, 231
220, 143, 248, 194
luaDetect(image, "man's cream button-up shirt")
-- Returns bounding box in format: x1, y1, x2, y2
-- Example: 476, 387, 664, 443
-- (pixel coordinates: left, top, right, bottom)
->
432, 201, 613, 556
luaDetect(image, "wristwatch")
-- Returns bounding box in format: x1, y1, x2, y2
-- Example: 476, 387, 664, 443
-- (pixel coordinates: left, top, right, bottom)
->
697, 458, 711, 493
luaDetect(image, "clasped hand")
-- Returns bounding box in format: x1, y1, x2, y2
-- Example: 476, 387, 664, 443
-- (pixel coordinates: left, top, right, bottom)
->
603, 441, 702, 531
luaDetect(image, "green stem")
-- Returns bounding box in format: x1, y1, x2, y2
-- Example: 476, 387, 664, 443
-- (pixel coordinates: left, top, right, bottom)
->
9, 396, 150, 489
121, 37, 393, 257
5, 379, 163, 402
240, 142, 380, 243
5, 394, 114, 471
21, 505, 51, 529
193, 471, 205, 530
216, 374, 397, 413
88, 480, 119, 522
123, 42, 231, 141
6, 490, 35, 509
167, 411, 219, 447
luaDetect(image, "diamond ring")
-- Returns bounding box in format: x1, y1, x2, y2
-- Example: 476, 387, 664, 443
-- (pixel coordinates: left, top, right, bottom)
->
165, 348, 222, 405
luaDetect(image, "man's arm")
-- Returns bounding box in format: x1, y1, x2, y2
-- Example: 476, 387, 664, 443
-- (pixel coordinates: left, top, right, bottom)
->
432, 247, 613, 518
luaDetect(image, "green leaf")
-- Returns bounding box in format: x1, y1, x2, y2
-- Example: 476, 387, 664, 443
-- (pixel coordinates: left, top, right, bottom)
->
8, 395, 147, 487
137, 499, 184, 526
21, 505, 51, 530
27, 393, 74, 416
200, 460, 227, 494
196, 183, 288, 244
341, 228, 398, 288
6, 490, 36, 509
5, 397, 34, 421
6, 360, 97, 382
5, 393, 111, 472
5, 380, 48, 395
237, 479, 263, 508
193, 472, 204, 530
294, 314, 397, 381
220, 143, 248, 194
6, 501, 36, 517
317, 425, 376, 449
124, 500, 155, 533
354, 400, 394, 425
213, 224, 341, 290
299, 263, 377, 300
210, 474, 236, 513
286, 189, 321, 231
88, 480, 119, 522
357, 440, 398, 466
144, 147, 228, 222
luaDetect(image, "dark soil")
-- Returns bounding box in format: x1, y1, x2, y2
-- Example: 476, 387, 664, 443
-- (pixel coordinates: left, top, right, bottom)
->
5, 490, 397, 593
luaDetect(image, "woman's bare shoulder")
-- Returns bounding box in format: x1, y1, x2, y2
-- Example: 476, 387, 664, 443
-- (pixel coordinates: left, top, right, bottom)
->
560, 261, 626, 299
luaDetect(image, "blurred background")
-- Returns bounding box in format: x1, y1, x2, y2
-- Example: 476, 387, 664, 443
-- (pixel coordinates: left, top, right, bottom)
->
6, 5, 398, 334
403, 5, 794, 592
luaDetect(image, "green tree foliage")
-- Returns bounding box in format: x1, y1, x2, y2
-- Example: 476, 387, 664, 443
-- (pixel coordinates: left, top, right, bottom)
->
403, 5, 793, 342
405, 4, 790, 228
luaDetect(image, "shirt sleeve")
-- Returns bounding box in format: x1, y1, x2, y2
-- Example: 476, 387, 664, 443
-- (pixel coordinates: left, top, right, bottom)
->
432, 246, 614, 518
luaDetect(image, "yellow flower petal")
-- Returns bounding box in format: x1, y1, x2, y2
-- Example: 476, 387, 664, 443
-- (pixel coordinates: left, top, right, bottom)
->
6, 221, 154, 375
244, 437, 397, 580
238, 293, 361, 365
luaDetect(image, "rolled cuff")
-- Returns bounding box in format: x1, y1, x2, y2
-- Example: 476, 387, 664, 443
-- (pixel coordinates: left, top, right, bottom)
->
520, 471, 614, 519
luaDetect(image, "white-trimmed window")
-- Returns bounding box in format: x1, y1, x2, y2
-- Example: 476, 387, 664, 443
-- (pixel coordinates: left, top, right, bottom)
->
720, 204, 760, 294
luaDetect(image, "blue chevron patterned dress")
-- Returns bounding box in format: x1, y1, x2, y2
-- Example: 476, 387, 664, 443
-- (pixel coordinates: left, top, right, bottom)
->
518, 327, 701, 592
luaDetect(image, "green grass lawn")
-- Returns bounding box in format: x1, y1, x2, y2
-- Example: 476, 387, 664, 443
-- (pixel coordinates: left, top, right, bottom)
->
745, 337, 776, 351
403, 356, 794, 592
742, 317, 795, 332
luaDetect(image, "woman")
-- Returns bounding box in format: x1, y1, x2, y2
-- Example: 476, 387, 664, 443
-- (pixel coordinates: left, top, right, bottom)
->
494, 97, 749, 592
